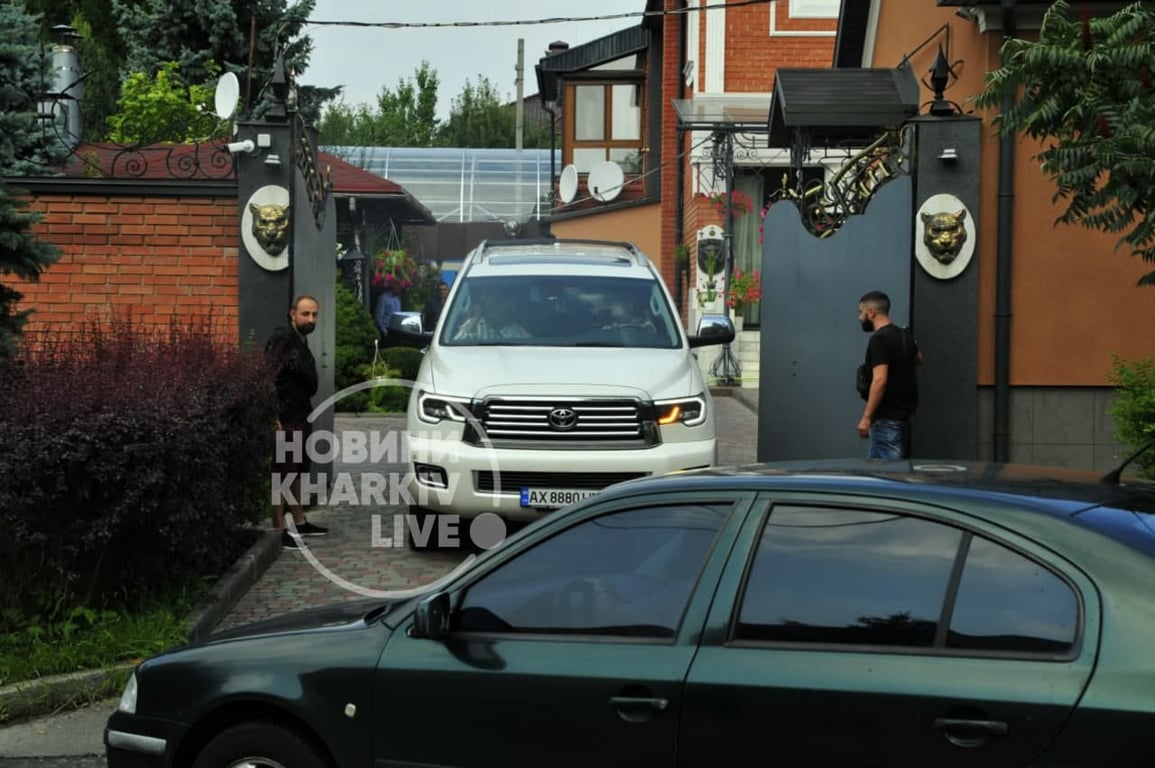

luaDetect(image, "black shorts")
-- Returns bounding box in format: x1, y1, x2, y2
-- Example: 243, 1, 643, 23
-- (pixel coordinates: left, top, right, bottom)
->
273, 421, 312, 474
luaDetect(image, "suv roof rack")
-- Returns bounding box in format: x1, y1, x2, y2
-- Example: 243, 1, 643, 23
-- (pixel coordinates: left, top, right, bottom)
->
472, 237, 644, 265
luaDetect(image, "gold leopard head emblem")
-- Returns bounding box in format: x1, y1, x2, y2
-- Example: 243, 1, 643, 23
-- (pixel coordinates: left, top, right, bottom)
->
920, 209, 968, 264
249, 202, 290, 256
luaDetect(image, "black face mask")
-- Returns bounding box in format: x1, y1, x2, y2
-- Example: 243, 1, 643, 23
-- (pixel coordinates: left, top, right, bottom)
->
297, 322, 316, 335
860, 319, 874, 333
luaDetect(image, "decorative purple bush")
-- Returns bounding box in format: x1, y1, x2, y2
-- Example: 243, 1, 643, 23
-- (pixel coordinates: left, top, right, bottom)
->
0, 317, 278, 622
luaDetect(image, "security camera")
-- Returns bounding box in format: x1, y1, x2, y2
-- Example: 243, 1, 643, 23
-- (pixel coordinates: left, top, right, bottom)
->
226, 139, 256, 155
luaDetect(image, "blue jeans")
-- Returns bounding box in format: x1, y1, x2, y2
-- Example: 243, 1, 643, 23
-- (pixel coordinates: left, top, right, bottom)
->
868, 418, 908, 460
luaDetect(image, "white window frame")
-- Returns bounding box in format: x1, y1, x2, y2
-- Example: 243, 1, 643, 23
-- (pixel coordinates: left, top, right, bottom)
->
788, 0, 840, 18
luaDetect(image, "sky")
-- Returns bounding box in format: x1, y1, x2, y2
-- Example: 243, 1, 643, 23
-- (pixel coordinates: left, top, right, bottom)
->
302, 0, 647, 121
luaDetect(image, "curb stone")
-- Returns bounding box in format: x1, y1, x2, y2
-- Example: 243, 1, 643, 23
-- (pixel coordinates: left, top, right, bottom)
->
185, 529, 282, 642
0, 529, 281, 725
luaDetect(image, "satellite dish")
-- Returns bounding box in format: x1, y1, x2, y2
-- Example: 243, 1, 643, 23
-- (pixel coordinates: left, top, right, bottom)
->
214, 72, 240, 120
558, 164, 578, 203
588, 161, 624, 202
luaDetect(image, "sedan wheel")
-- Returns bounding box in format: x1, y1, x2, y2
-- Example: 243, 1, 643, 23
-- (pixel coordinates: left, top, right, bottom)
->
192, 721, 328, 768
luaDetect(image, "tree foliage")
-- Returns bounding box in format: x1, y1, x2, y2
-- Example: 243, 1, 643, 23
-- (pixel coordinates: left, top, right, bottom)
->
23, 0, 338, 134
974, 1, 1155, 285
318, 64, 554, 149
23, 0, 125, 141
0, 3, 64, 361
1107, 354, 1155, 480
441, 75, 552, 149
318, 61, 442, 147
106, 61, 225, 144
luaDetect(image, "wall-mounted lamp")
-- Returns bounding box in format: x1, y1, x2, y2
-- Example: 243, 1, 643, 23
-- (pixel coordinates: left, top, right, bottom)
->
938, 148, 959, 164
955, 7, 978, 21
226, 139, 255, 155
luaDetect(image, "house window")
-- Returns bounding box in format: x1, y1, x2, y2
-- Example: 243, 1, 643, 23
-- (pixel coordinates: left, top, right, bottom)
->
788, 0, 839, 18
568, 82, 644, 175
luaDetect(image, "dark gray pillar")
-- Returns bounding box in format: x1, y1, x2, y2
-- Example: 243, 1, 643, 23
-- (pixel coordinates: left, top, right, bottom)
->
909, 116, 982, 460
289, 125, 337, 483
235, 118, 336, 487
235, 119, 293, 350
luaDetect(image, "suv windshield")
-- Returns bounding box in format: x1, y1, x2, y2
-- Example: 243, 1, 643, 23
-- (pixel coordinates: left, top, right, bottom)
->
440, 275, 681, 349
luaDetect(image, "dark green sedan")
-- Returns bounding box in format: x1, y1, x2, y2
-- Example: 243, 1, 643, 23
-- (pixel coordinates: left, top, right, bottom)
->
105, 460, 1155, 768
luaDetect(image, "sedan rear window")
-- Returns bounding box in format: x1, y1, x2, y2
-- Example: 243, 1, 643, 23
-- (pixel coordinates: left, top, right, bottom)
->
733, 505, 1080, 656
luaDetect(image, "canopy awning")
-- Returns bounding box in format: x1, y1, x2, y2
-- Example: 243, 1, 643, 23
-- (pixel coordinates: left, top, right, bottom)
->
672, 94, 772, 132
767, 65, 920, 149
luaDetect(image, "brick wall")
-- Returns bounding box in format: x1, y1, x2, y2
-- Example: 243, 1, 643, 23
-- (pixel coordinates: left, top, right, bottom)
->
16, 191, 239, 343
660, 0, 683, 305
727, 1, 834, 92
658, 0, 837, 321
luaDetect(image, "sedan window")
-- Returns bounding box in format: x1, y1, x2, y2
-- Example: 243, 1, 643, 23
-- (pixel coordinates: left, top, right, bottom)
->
454, 503, 730, 639
947, 536, 1078, 653
734, 506, 961, 648
733, 505, 1081, 657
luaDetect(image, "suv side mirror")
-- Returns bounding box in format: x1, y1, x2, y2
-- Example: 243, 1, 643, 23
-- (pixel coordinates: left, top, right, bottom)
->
410, 591, 451, 639
688, 313, 736, 348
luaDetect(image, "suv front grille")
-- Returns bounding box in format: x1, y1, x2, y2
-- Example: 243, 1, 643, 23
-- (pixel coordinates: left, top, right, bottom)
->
476, 471, 648, 492
465, 398, 658, 448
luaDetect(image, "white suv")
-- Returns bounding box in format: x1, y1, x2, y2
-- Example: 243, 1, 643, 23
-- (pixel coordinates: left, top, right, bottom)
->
403, 238, 734, 524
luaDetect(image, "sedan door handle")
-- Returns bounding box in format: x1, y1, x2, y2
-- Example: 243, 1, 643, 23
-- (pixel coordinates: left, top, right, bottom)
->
934, 718, 1009, 748
609, 696, 669, 711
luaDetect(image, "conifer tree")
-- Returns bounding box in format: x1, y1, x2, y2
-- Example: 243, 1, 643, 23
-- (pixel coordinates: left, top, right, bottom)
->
0, 2, 65, 361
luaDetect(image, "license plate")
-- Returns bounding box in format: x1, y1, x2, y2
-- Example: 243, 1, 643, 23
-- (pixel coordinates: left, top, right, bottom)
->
520, 488, 600, 508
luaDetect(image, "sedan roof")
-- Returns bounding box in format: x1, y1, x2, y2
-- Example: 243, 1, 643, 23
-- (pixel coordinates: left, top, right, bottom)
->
604, 459, 1155, 548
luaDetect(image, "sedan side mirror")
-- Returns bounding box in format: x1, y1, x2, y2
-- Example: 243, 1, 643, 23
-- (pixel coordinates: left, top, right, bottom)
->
411, 591, 451, 640
688, 313, 736, 348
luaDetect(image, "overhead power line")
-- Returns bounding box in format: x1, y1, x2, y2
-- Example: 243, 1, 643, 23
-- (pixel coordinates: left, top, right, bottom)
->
293, 0, 776, 31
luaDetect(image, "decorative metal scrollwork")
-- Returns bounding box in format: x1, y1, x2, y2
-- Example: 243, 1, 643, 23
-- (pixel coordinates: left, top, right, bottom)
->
35, 97, 240, 180
294, 112, 330, 229
709, 131, 733, 182
772, 126, 912, 238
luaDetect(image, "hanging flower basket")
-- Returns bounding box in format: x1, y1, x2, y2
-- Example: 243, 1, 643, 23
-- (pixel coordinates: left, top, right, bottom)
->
371, 249, 421, 293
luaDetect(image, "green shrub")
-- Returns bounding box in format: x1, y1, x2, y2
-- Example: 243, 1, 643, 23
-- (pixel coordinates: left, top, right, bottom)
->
356, 362, 408, 412
334, 281, 379, 412
1107, 354, 1155, 479
380, 346, 424, 381
0, 318, 277, 625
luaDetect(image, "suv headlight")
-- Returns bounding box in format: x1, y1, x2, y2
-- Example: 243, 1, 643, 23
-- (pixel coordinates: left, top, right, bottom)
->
654, 395, 707, 427
417, 391, 471, 424
118, 671, 138, 714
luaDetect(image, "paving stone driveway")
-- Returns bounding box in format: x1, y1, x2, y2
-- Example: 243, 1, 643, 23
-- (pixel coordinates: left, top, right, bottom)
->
215, 392, 759, 632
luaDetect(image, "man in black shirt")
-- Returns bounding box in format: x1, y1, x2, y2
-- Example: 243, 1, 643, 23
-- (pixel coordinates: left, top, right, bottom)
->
422, 280, 450, 331
265, 295, 328, 548
856, 291, 923, 459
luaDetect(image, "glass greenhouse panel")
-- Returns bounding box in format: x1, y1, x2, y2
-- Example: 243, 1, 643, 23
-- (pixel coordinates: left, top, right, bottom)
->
323, 146, 562, 224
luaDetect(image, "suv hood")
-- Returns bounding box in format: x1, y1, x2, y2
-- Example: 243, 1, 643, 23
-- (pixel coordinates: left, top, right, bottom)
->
427, 346, 701, 401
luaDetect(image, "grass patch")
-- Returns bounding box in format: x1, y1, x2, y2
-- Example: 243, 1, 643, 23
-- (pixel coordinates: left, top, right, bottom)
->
0, 584, 208, 688
0, 527, 260, 689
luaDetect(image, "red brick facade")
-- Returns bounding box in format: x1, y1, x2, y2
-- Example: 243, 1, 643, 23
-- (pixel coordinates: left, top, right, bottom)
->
659, 0, 837, 313
17, 191, 239, 343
